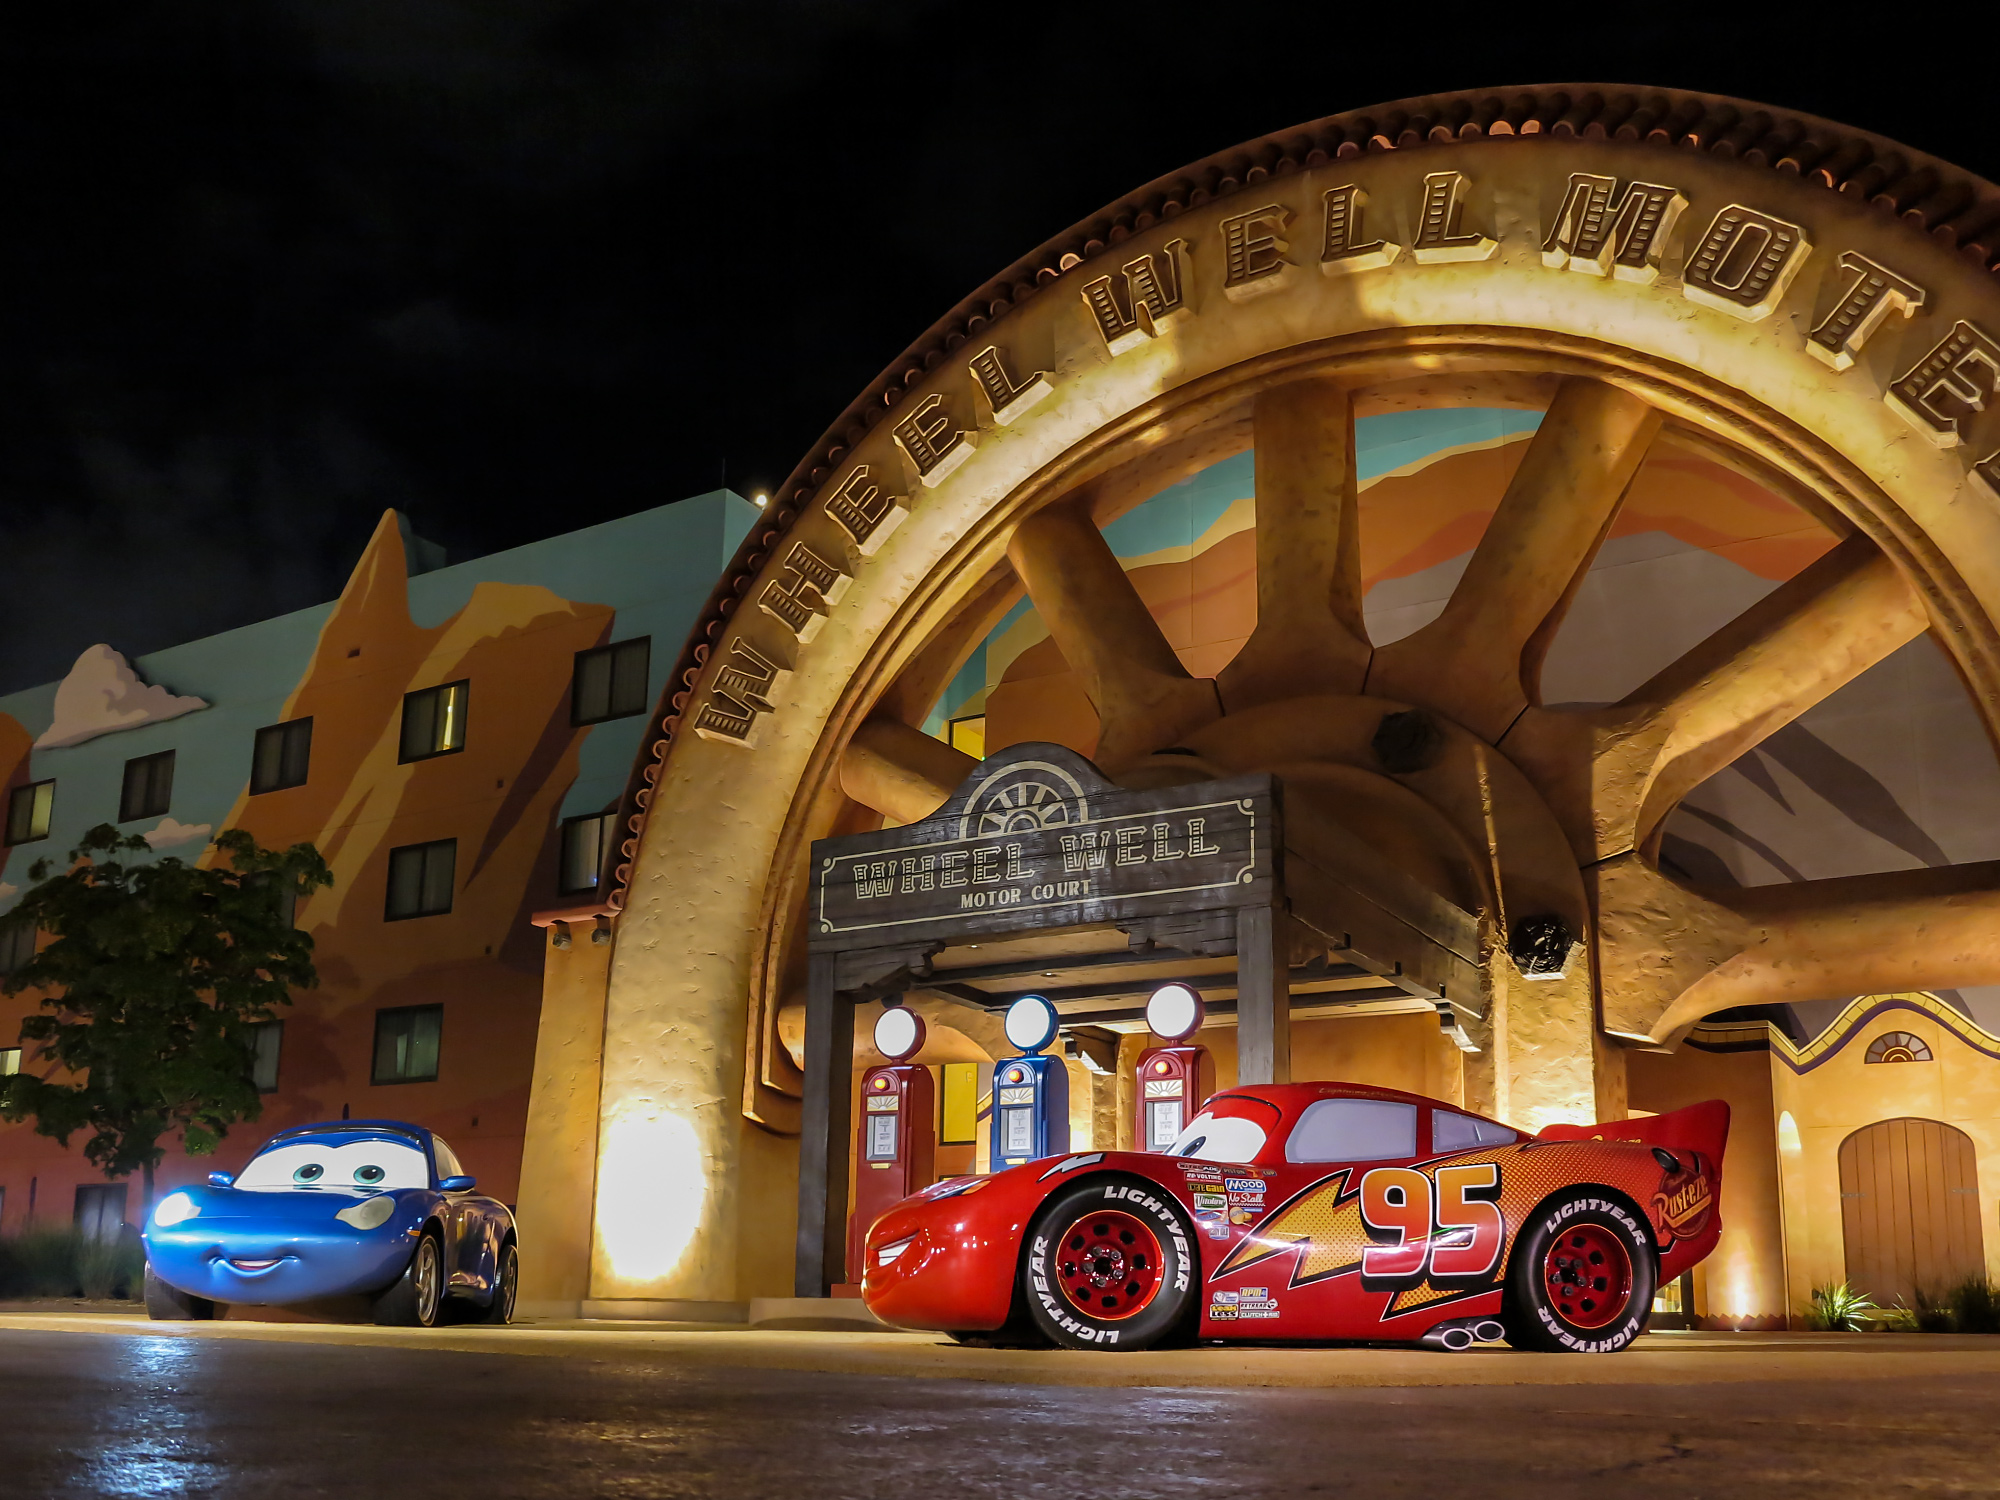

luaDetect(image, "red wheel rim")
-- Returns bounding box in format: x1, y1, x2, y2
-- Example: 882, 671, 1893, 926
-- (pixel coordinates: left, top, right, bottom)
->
1541, 1222, 1634, 1330
1054, 1209, 1165, 1321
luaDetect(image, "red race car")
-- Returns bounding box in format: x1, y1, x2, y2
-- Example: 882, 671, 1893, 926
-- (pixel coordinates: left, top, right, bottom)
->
862, 1083, 1726, 1353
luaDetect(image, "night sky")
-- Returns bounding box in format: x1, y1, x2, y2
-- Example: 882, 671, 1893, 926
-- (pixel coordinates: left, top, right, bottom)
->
0, 3, 1983, 694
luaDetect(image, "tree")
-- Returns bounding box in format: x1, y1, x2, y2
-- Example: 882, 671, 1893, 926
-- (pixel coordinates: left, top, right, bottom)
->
0, 824, 333, 1207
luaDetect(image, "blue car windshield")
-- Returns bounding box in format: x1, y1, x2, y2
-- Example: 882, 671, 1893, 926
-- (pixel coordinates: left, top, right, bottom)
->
236, 1136, 430, 1192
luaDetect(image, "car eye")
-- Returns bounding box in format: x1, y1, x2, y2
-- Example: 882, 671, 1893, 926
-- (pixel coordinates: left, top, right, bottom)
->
1177, 1136, 1208, 1157
354, 1164, 386, 1185
293, 1163, 324, 1183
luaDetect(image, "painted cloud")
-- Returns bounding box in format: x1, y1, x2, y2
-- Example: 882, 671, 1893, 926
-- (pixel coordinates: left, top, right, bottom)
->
33, 645, 209, 749
142, 818, 212, 851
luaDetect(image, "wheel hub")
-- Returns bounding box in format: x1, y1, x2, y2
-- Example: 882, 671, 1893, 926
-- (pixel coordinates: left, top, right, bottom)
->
1542, 1223, 1633, 1330
1056, 1210, 1163, 1320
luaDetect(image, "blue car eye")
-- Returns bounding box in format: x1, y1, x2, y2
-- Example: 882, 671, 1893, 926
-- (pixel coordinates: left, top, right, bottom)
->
293, 1163, 324, 1182
354, 1164, 386, 1185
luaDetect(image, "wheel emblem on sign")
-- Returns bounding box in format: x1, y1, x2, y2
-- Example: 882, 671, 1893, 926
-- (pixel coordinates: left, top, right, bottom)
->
959, 759, 1094, 838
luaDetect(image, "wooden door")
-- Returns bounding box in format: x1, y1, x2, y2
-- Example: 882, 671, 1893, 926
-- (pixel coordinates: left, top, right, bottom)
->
1839, 1118, 1984, 1309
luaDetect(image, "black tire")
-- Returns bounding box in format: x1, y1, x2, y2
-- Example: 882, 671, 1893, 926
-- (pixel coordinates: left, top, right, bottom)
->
1022, 1178, 1197, 1351
1502, 1190, 1656, 1353
143, 1266, 215, 1322
477, 1242, 518, 1325
372, 1231, 445, 1328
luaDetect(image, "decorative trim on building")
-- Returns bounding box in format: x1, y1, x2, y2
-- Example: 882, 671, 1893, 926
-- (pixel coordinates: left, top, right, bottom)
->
1687, 992, 2000, 1074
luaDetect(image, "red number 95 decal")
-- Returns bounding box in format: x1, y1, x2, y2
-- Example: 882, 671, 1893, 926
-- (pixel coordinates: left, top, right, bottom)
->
1358, 1163, 1504, 1283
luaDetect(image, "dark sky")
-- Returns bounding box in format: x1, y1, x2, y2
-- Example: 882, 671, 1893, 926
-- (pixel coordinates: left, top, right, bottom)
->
0, 2, 1986, 694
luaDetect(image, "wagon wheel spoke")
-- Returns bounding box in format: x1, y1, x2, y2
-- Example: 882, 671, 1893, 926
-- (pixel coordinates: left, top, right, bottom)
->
1505, 531, 1931, 861
1368, 377, 1660, 742
1218, 378, 1371, 711
1006, 494, 1222, 770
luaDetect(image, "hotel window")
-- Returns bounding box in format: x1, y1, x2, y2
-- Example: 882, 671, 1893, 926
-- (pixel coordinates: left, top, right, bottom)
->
4, 780, 54, 846
384, 838, 456, 920
248, 1021, 283, 1094
558, 812, 619, 896
0, 920, 33, 976
399, 681, 469, 763
947, 715, 986, 759
571, 638, 650, 726
119, 751, 175, 822
250, 717, 314, 794
0, 1046, 19, 1076
372, 1005, 442, 1085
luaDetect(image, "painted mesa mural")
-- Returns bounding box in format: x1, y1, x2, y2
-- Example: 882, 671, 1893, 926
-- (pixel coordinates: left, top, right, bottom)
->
0, 493, 754, 1225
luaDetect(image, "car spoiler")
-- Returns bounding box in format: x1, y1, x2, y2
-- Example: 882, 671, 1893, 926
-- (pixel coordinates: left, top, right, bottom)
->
1536, 1099, 1730, 1170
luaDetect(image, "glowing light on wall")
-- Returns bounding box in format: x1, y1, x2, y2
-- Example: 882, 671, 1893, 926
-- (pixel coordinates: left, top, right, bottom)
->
595, 1111, 707, 1285
1777, 1111, 1801, 1154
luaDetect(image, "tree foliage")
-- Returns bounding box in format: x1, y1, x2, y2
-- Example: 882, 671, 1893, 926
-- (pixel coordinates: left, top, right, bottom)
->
0, 825, 333, 1199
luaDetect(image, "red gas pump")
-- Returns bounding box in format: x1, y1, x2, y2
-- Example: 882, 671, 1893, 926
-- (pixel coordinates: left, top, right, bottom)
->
846, 1007, 936, 1283
1134, 983, 1214, 1152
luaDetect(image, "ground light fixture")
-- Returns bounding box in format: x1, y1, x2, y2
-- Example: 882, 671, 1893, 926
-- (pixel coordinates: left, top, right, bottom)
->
872, 1005, 926, 1062
1145, 982, 1204, 1041
1003, 993, 1061, 1054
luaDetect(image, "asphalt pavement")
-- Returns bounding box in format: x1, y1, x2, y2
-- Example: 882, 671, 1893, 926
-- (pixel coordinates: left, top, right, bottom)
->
2, 1320, 1997, 1498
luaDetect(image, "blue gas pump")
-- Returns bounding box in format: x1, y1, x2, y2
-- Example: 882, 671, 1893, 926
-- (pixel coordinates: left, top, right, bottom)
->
991, 994, 1069, 1169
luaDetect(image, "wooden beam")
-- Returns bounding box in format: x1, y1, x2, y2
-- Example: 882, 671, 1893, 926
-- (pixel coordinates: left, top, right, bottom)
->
1008, 497, 1221, 769
1234, 903, 1291, 1083
1218, 379, 1370, 710
794, 953, 852, 1297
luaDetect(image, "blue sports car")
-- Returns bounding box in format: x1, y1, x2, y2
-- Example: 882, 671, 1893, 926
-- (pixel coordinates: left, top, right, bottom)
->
142, 1120, 518, 1327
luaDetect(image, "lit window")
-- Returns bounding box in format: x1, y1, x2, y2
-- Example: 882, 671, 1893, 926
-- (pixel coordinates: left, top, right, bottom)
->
248, 1021, 283, 1094
250, 718, 313, 794
399, 681, 469, 763
947, 715, 986, 759
558, 812, 619, 896
384, 839, 456, 920
0, 1047, 20, 1076
4, 781, 53, 846
572, 639, 651, 726
120, 752, 176, 823
372, 1005, 442, 1085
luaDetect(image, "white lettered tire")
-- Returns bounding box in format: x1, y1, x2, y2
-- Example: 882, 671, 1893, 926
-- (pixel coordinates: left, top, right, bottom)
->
1023, 1178, 1197, 1351
1503, 1190, 1657, 1353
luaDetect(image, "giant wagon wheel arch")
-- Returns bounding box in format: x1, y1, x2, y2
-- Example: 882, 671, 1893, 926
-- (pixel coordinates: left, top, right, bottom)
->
583, 87, 2000, 1302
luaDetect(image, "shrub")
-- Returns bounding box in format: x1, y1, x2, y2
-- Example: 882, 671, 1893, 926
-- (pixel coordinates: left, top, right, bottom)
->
1948, 1276, 2000, 1334
1805, 1281, 1877, 1331
1908, 1283, 1958, 1333
0, 1227, 143, 1301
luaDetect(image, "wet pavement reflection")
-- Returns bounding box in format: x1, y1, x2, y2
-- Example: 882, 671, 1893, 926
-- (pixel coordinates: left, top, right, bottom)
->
3, 1330, 1997, 1498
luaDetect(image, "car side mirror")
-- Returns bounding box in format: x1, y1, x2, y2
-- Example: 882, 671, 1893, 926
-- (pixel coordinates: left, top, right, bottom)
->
207, 1172, 234, 1188
439, 1175, 476, 1193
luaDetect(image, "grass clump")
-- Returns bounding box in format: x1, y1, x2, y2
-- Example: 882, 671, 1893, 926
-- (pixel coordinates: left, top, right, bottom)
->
1899, 1276, 2000, 1334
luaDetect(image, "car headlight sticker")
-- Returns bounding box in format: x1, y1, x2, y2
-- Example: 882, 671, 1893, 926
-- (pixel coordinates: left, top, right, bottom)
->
335, 1195, 397, 1231
152, 1192, 200, 1228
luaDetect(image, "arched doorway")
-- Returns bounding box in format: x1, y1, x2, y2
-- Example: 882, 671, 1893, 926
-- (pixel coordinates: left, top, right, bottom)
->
1839, 1118, 1984, 1309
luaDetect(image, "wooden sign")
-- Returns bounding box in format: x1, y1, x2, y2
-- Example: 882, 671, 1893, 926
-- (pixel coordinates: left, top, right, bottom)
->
810, 743, 1277, 951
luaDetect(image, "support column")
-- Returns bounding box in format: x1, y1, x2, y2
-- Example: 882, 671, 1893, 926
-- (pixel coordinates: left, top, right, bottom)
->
1234, 903, 1291, 1084
794, 953, 852, 1297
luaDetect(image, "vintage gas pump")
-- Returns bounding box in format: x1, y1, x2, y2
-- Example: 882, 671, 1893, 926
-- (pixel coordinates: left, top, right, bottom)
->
1134, 983, 1214, 1152
990, 994, 1069, 1170
846, 1005, 936, 1281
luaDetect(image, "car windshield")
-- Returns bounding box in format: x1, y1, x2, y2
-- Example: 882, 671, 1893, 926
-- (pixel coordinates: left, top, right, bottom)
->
235, 1136, 430, 1193
1168, 1098, 1281, 1162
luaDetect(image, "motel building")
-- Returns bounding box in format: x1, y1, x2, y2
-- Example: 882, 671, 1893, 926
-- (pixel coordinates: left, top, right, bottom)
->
7, 85, 2000, 1332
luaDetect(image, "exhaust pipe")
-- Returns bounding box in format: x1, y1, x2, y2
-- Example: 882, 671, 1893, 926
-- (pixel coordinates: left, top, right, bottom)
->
1420, 1318, 1509, 1351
